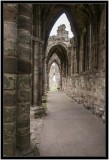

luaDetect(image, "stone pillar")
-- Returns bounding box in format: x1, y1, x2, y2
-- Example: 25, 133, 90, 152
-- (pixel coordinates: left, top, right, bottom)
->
60, 69, 62, 90
46, 69, 50, 91
33, 39, 40, 106
16, 4, 32, 150
42, 55, 47, 96
3, 4, 17, 156
32, 38, 43, 107
38, 42, 43, 106
60, 63, 63, 89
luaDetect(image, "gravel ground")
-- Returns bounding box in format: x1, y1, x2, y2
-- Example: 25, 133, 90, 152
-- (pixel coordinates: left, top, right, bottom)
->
30, 113, 45, 156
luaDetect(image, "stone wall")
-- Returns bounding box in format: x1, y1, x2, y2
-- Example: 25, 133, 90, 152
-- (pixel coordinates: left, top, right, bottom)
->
62, 70, 105, 120
62, 9, 105, 122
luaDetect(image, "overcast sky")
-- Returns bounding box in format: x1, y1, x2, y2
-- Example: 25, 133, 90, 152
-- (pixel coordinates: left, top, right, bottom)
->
49, 13, 74, 38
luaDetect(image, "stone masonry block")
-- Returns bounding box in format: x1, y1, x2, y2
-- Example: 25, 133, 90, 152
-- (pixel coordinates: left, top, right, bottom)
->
3, 4, 17, 23
4, 57, 17, 73
17, 104, 30, 122
4, 123, 16, 143
4, 38, 17, 56
18, 16, 31, 32
4, 106, 16, 123
17, 60, 31, 73
18, 91, 30, 103
4, 22, 17, 39
18, 4, 32, 19
18, 75, 31, 90
4, 74, 16, 90
4, 91, 16, 106
18, 45, 31, 60
4, 142, 16, 156
16, 127, 30, 150
18, 32, 31, 44
17, 119, 30, 128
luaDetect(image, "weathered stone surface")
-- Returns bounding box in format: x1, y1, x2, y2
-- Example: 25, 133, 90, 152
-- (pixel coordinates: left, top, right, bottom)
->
18, 75, 31, 89
4, 143, 16, 156
18, 33, 31, 44
4, 91, 16, 106
4, 57, 17, 73
17, 120, 30, 128
4, 123, 16, 143
16, 126, 30, 150
18, 91, 30, 103
17, 45, 31, 59
16, 3, 32, 152
18, 4, 32, 18
18, 16, 31, 32
17, 60, 31, 73
4, 38, 17, 56
17, 104, 30, 122
4, 106, 16, 123
4, 74, 16, 89
3, 4, 17, 23
34, 107, 46, 119
3, 3, 106, 157
4, 22, 17, 39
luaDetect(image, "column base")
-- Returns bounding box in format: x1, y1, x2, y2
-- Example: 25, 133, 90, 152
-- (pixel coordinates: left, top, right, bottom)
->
16, 143, 40, 157
30, 106, 46, 119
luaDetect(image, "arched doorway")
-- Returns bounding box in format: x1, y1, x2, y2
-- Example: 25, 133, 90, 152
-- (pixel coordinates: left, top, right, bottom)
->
49, 62, 60, 91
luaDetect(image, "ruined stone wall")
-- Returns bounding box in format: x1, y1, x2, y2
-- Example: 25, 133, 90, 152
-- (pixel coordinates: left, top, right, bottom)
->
62, 9, 105, 122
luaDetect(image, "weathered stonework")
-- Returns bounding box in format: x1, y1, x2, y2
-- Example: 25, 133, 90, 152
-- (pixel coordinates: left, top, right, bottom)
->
47, 16, 105, 123
4, 74, 16, 90
17, 104, 30, 122
4, 106, 16, 123
17, 75, 31, 90
3, 3, 18, 156
16, 3, 32, 151
3, 3, 106, 157
62, 70, 105, 122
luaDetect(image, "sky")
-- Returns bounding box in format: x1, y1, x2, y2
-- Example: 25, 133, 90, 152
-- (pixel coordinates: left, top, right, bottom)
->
49, 13, 74, 38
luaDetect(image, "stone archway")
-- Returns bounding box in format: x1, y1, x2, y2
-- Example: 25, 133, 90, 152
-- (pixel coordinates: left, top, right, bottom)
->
49, 62, 60, 91
3, 2, 106, 157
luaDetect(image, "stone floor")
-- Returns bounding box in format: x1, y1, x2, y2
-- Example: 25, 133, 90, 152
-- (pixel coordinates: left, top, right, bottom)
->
30, 91, 106, 157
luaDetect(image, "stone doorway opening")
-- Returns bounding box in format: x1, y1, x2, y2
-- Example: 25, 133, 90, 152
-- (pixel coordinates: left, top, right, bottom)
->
49, 62, 60, 91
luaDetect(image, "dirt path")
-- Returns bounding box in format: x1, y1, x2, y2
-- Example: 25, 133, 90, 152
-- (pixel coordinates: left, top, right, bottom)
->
39, 91, 105, 157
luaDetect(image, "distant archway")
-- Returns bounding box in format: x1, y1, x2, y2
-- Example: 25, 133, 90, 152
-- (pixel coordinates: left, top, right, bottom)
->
49, 62, 60, 91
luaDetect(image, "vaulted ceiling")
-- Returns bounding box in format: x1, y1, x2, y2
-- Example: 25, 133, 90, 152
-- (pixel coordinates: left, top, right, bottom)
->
33, 3, 105, 50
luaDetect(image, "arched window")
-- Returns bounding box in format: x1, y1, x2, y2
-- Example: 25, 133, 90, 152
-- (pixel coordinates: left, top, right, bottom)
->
49, 13, 74, 38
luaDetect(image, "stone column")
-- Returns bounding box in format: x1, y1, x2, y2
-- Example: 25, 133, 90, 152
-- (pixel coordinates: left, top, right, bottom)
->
60, 68, 62, 90
42, 55, 47, 96
46, 68, 50, 91
32, 38, 43, 107
38, 42, 43, 106
16, 4, 32, 150
3, 4, 17, 156
33, 39, 40, 106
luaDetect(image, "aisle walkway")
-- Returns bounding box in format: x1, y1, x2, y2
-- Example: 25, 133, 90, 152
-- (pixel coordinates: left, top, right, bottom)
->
39, 91, 105, 157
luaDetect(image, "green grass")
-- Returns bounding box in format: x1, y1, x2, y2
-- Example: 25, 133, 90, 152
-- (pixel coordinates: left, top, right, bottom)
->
50, 85, 58, 91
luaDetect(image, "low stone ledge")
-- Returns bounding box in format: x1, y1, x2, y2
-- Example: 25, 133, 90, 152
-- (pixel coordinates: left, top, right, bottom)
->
65, 91, 105, 123
30, 107, 46, 119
